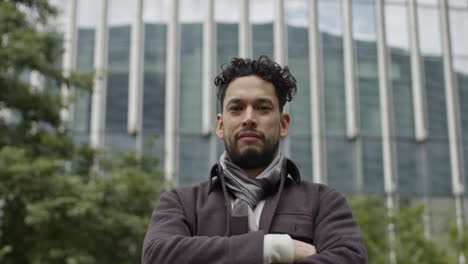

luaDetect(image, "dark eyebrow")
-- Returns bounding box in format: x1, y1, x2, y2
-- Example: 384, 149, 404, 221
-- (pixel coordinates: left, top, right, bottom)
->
225, 97, 275, 106
256, 97, 274, 104
226, 98, 242, 105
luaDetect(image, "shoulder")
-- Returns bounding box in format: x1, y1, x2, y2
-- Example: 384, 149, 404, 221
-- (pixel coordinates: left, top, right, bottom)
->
155, 181, 211, 219
161, 180, 211, 202
296, 180, 343, 195
297, 181, 348, 203
299, 182, 354, 218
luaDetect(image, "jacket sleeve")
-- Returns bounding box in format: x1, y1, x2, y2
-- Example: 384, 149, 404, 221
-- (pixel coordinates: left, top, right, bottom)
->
297, 187, 368, 264
142, 190, 265, 264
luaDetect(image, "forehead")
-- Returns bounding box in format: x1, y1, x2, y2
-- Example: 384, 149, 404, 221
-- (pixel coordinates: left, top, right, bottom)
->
224, 75, 277, 103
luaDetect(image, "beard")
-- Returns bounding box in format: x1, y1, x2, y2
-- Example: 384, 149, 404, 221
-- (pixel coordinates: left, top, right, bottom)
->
224, 130, 279, 170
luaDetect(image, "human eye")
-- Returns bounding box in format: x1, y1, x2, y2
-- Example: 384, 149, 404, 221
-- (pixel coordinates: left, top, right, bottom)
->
258, 105, 273, 111
228, 105, 242, 112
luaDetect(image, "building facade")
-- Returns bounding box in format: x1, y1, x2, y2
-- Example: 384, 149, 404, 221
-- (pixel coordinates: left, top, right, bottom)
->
50, 0, 467, 240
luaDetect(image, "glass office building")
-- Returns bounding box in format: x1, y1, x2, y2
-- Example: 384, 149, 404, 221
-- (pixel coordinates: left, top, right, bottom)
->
50, 0, 467, 238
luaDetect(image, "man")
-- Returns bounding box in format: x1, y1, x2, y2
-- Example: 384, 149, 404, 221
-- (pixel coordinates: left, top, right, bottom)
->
143, 56, 367, 264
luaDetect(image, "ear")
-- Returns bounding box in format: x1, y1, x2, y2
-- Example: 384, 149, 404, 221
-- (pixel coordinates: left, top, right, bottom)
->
280, 113, 290, 138
216, 114, 224, 139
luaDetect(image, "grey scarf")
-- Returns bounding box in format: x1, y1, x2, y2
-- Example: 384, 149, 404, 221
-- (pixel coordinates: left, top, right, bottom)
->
219, 151, 285, 216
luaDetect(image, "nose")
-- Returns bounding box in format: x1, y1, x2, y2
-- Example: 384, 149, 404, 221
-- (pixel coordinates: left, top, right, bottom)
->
242, 106, 257, 128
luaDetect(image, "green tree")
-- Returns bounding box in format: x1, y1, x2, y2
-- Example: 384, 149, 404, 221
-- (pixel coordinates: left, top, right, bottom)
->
0, 1, 166, 263
394, 203, 451, 264
0, 146, 167, 264
0, 0, 90, 157
350, 196, 454, 264
449, 219, 468, 263
349, 196, 390, 264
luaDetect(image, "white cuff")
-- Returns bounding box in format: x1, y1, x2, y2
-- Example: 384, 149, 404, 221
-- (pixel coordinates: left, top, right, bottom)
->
263, 234, 294, 264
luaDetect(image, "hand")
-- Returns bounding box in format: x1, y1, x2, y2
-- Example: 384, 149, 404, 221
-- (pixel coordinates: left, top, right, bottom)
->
292, 239, 316, 261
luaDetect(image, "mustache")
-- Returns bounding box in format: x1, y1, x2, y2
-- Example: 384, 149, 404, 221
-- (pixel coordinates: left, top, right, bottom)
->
235, 128, 265, 140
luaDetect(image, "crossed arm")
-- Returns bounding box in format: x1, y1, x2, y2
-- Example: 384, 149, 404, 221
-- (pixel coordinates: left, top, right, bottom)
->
142, 188, 367, 264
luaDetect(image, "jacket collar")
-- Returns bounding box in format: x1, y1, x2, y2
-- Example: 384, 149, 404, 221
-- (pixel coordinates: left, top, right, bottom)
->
208, 158, 302, 194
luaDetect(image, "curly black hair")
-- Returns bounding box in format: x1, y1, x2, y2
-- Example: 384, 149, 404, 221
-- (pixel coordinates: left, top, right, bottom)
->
214, 55, 297, 113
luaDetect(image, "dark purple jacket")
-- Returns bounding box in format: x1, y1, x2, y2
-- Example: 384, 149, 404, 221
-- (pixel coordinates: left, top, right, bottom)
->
142, 159, 367, 264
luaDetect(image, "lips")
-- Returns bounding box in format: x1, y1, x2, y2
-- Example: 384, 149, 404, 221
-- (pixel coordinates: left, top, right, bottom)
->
236, 130, 263, 142
238, 131, 259, 139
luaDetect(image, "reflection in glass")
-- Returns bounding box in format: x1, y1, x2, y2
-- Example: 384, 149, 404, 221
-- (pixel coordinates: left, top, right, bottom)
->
353, 2, 380, 137
327, 138, 358, 193
108, 0, 135, 25
76, 0, 101, 28
455, 59, 468, 190
178, 0, 208, 185
286, 0, 312, 180
179, 0, 203, 134
417, 0, 438, 5
352, 1, 383, 193
397, 141, 421, 196
417, 5, 451, 196
385, 3, 418, 195
449, 0, 468, 8
144, 0, 170, 23
353, 2, 377, 41
428, 142, 452, 195
142, 0, 168, 159
449, 9, 468, 57
417, 6, 442, 56
386, 4, 413, 137
104, 0, 133, 151
179, 135, 212, 186
320, 1, 344, 136
251, 0, 274, 58
363, 139, 384, 193
216, 0, 239, 72
318, 0, 342, 35
319, 1, 356, 192
385, 5, 409, 50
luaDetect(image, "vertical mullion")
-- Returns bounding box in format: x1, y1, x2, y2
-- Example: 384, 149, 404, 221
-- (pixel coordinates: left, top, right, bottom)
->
165, 0, 180, 183
376, 1, 397, 263
202, 0, 217, 165
275, 0, 290, 157
439, 1, 466, 263
409, 0, 432, 241
239, 0, 251, 58
309, 0, 326, 183
440, 0, 465, 198
128, 0, 144, 156
343, 0, 363, 192
376, 0, 397, 197
343, 0, 359, 140
408, 0, 428, 142
202, 0, 215, 136
274, 0, 287, 66
90, 0, 109, 148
